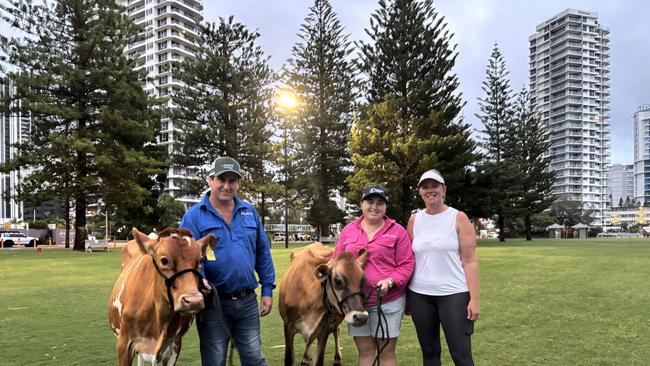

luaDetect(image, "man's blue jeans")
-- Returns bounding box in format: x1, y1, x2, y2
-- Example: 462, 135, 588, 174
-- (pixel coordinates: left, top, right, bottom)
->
197, 293, 267, 366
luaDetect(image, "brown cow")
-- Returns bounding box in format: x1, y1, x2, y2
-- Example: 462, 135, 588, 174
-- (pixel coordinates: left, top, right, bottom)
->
108, 227, 215, 366
279, 242, 369, 366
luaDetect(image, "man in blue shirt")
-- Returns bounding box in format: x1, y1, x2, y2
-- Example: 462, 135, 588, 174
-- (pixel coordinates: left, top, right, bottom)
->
181, 156, 275, 366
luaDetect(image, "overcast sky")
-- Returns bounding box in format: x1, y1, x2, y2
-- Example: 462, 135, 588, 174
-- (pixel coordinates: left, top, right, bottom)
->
1, 0, 647, 164
206, 0, 650, 165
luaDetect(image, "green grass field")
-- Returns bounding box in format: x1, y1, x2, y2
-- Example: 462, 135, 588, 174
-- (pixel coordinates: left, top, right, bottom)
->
1, 238, 650, 365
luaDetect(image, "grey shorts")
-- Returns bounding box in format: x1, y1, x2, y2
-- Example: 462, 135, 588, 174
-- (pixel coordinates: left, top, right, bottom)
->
347, 295, 406, 338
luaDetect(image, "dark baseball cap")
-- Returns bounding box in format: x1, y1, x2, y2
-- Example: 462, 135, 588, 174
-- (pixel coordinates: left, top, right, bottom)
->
208, 156, 242, 178
361, 185, 389, 202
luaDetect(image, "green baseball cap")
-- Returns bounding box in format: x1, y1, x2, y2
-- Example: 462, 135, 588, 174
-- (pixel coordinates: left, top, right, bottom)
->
208, 156, 242, 178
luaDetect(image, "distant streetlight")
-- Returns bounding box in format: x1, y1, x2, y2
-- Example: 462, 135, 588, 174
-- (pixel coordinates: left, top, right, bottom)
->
105, 202, 109, 243
276, 89, 299, 249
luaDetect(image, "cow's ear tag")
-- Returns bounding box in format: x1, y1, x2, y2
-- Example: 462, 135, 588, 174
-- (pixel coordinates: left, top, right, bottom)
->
199, 234, 217, 260
205, 245, 216, 261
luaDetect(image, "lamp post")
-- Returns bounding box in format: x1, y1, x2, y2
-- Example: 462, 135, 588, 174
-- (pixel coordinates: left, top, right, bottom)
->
283, 126, 289, 248
105, 202, 109, 243
276, 90, 298, 249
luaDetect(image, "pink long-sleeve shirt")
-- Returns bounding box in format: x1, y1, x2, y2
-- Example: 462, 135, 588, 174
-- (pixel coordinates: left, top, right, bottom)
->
333, 216, 414, 307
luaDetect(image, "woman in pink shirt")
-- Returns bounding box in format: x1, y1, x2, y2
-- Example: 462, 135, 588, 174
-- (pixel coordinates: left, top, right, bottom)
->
333, 185, 414, 366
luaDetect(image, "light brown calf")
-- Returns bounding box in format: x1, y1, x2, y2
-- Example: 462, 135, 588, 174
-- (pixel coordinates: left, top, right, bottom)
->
279, 242, 369, 366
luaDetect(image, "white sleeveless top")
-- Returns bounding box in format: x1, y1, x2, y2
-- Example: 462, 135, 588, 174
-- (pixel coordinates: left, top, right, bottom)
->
409, 207, 468, 296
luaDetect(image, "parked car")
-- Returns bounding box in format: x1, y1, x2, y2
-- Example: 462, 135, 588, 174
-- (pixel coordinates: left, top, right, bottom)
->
319, 236, 337, 244
296, 233, 311, 241
272, 233, 286, 242
0, 231, 39, 247
596, 232, 621, 238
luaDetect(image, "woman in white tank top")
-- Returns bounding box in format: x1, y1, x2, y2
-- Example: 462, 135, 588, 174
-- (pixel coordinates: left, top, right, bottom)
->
406, 169, 480, 366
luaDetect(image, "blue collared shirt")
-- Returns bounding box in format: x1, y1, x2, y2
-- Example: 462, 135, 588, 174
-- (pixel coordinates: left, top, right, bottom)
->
180, 193, 276, 297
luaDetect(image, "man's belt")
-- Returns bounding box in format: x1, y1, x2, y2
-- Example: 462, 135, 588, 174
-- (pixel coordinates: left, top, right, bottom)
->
219, 288, 255, 300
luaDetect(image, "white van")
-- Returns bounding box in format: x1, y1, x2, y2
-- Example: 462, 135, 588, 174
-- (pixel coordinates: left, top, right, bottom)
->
0, 231, 39, 247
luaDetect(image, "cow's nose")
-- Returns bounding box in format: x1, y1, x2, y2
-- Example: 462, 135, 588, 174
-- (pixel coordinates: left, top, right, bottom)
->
179, 293, 204, 312
353, 312, 368, 326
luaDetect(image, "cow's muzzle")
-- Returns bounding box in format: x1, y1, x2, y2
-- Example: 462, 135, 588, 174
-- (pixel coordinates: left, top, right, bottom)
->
348, 310, 369, 326
177, 292, 205, 313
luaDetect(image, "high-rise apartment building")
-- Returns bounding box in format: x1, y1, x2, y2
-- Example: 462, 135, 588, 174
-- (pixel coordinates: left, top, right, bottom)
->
529, 8, 611, 225
633, 104, 650, 205
0, 76, 33, 224
607, 164, 634, 207
119, 0, 204, 208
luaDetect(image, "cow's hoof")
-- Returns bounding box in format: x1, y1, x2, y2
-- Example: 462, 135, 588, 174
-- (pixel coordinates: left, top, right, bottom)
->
333, 363, 342, 366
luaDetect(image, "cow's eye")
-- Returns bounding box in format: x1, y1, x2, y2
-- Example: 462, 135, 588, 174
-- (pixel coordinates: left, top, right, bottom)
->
334, 276, 345, 288
160, 257, 170, 266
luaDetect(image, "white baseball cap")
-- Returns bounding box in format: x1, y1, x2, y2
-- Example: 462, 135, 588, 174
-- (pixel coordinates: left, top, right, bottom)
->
418, 170, 445, 186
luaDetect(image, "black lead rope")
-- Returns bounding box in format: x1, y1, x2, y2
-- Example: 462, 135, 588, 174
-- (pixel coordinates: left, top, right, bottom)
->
149, 255, 203, 309
321, 275, 366, 331
201, 281, 237, 366
321, 279, 390, 365
321, 279, 339, 331
150, 254, 234, 365
366, 285, 390, 366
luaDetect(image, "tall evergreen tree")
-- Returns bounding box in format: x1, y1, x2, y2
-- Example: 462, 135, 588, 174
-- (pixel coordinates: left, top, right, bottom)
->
510, 87, 556, 240
476, 44, 519, 241
477, 44, 514, 163
171, 16, 279, 214
0, 0, 167, 250
284, 0, 357, 236
350, 0, 477, 225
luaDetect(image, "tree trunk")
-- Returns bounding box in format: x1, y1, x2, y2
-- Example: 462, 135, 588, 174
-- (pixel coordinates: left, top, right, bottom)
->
73, 149, 87, 251
64, 125, 71, 249
73, 201, 87, 251
525, 213, 532, 241
322, 196, 332, 237
317, 125, 330, 238
498, 213, 506, 242
401, 182, 411, 227
320, 194, 330, 236
64, 199, 71, 249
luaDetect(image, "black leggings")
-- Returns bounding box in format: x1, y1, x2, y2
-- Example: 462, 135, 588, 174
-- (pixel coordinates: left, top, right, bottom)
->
408, 290, 474, 366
